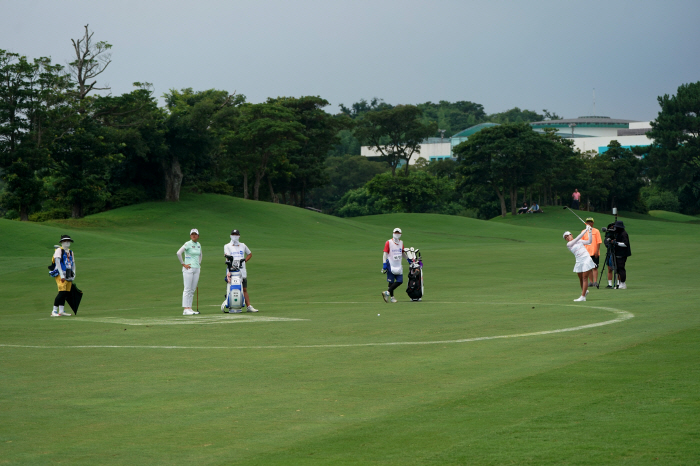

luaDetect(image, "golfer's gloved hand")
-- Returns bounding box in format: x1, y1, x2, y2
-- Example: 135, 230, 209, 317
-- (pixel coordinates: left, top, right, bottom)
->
617, 242, 627, 247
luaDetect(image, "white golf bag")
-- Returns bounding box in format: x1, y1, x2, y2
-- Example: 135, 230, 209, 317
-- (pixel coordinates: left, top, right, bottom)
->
405, 247, 423, 301
222, 255, 245, 313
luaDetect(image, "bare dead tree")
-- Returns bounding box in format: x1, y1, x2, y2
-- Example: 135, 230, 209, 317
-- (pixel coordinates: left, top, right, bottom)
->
69, 24, 112, 103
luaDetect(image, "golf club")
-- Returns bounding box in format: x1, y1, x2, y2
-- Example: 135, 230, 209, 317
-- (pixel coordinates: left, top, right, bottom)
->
563, 206, 587, 226
196, 287, 198, 314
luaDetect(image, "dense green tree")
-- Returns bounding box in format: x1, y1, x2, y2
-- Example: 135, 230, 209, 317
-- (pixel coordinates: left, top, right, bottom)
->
335, 186, 393, 218
50, 117, 123, 218
579, 151, 613, 211
646, 81, 700, 213
455, 123, 557, 217
424, 158, 458, 179
365, 171, 448, 213
417, 100, 486, 136
94, 84, 168, 206
232, 101, 306, 201
0, 50, 71, 219
339, 98, 392, 119
269, 96, 351, 206
162, 88, 241, 201
310, 155, 390, 212
487, 107, 544, 124
600, 141, 646, 212
354, 105, 437, 176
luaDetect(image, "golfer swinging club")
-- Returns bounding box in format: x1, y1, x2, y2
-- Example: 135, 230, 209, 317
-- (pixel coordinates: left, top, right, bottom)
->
381, 227, 407, 303
563, 225, 596, 302
177, 228, 202, 315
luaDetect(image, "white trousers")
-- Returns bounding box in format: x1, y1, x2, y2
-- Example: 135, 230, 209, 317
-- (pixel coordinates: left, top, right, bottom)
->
182, 267, 201, 308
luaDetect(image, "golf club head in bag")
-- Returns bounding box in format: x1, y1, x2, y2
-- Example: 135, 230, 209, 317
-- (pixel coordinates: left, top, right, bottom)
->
405, 247, 423, 301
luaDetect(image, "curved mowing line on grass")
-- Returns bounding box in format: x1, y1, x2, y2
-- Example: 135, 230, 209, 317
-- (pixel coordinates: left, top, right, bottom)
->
0, 303, 633, 350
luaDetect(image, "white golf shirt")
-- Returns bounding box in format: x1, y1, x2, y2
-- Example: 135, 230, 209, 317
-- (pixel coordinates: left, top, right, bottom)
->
224, 242, 251, 279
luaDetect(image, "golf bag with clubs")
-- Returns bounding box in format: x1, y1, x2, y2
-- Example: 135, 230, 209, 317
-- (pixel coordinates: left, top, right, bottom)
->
221, 255, 245, 313
405, 247, 424, 301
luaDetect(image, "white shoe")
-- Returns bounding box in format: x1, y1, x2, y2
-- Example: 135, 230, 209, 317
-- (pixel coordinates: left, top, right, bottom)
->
382, 291, 390, 303
58, 310, 71, 316
51, 310, 60, 317
390, 297, 397, 303
183, 309, 199, 315
574, 296, 586, 302
618, 282, 627, 289
246, 305, 259, 313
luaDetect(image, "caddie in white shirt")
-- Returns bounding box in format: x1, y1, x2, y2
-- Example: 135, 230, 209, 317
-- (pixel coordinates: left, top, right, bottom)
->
381, 227, 408, 303
224, 229, 258, 312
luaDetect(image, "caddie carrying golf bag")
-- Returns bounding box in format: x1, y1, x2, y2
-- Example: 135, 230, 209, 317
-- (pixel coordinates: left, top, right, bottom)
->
405, 247, 423, 301
221, 255, 245, 313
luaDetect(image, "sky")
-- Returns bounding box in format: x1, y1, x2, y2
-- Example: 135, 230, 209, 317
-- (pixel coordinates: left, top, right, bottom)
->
2, 0, 699, 122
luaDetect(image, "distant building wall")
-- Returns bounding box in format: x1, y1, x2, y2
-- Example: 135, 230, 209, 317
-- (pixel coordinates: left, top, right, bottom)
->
360, 142, 451, 165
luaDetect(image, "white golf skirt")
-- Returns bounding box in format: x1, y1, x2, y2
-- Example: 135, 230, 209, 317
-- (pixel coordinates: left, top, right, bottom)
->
573, 256, 596, 273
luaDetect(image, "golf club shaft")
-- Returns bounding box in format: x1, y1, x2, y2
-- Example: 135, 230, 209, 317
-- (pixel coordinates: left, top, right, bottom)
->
196, 287, 198, 312
563, 206, 587, 225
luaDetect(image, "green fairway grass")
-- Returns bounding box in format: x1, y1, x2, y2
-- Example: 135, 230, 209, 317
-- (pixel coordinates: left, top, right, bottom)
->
648, 209, 700, 223
1, 194, 699, 465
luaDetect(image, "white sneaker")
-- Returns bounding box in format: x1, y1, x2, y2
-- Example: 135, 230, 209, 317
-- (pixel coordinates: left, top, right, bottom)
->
574, 296, 586, 302
183, 309, 199, 315
390, 297, 397, 303
51, 310, 60, 317
382, 291, 390, 303
58, 310, 71, 316
618, 282, 627, 289
246, 305, 259, 313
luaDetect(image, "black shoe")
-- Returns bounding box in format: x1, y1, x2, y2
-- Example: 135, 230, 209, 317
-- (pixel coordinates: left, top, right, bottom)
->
605, 285, 613, 289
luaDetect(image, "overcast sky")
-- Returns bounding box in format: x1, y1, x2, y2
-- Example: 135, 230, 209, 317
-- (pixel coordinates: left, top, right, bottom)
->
2, 0, 698, 121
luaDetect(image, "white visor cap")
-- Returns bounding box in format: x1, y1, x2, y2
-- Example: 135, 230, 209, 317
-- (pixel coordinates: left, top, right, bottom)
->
393, 227, 402, 234
190, 228, 199, 235
563, 231, 571, 239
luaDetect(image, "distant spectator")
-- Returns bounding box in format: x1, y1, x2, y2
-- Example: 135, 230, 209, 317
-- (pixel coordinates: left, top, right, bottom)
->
526, 203, 542, 214
517, 202, 528, 214
572, 189, 581, 210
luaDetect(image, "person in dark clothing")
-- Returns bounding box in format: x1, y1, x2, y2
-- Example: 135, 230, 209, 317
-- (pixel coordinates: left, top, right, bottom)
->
606, 220, 631, 289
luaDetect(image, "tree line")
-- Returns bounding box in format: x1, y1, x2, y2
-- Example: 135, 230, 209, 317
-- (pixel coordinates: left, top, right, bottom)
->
2, 27, 698, 220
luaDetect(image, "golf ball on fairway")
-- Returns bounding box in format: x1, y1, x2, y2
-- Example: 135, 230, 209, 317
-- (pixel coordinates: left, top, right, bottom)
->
378, 314, 380, 316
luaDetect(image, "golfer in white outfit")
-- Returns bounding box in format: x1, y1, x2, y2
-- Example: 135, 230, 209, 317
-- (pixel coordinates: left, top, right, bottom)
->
177, 228, 202, 315
564, 226, 596, 302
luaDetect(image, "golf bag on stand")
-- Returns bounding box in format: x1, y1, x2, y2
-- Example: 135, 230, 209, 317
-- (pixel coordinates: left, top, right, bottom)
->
405, 247, 424, 301
221, 255, 245, 313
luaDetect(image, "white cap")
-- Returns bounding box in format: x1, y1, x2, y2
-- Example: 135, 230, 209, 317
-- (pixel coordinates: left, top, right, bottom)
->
190, 228, 199, 235
563, 231, 571, 239
393, 227, 402, 234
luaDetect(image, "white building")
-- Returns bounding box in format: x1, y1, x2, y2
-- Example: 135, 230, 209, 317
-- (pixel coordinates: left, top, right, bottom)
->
360, 137, 452, 165
529, 117, 653, 154
360, 116, 653, 164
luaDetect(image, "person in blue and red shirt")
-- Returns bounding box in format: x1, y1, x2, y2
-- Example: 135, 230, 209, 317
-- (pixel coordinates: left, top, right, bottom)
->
381, 227, 408, 303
